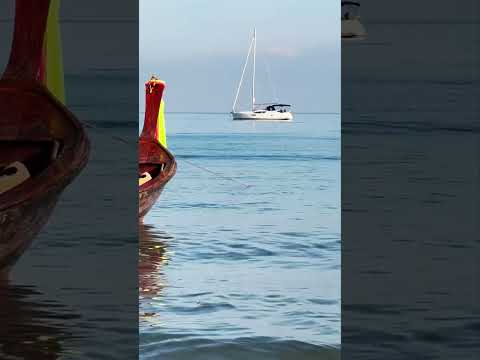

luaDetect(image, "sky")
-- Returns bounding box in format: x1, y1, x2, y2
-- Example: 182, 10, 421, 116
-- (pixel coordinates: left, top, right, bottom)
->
0, 0, 473, 112
140, 0, 341, 113
0, 1, 138, 74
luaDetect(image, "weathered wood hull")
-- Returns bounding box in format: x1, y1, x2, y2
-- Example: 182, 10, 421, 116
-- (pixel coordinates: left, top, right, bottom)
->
138, 77, 176, 220
0, 81, 90, 273
139, 182, 165, 220
0, 1, 90, 273
0, 192, 58, 272
138, 138, 176, 220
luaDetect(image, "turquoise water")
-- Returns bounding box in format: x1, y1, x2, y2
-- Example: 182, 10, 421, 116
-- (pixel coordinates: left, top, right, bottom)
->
140, 113, 341, 359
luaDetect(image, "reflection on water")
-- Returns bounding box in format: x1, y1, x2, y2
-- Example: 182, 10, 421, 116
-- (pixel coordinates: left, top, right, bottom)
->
0, 281, 80, 359
139, 224, 173, 323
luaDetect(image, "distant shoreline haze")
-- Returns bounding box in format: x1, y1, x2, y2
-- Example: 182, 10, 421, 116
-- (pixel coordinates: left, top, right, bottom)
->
138, 111, 341, 115
162, 112, 341, 115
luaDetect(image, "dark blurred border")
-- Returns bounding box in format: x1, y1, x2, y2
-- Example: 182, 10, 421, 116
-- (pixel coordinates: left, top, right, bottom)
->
342, 1, 479, 359
0, 1, 138, 358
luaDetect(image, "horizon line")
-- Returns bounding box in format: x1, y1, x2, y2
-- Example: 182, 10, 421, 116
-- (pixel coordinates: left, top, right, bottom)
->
158, 111, 341, 115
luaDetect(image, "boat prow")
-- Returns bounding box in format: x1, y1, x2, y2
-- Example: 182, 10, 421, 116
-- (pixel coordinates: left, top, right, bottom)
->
0, 0, 89, 272
138, 77, 176, 220
0, 80, 89, 272
138, 138, 176, 219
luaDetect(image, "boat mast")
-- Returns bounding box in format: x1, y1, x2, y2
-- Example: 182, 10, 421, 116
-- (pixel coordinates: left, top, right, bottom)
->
252, 28, 256, 111
232, 32, 254, 113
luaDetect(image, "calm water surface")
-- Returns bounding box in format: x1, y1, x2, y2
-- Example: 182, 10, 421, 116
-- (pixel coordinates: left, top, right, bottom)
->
140, 113, 341, 359
342, 21, 479, 359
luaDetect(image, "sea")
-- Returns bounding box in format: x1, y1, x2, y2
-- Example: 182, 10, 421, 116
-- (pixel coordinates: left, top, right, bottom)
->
2, 104, 340, 359
139, 113, 341, 359
341, 16, 479, 359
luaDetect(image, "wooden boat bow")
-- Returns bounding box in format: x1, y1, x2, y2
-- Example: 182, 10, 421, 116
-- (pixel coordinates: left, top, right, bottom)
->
138, 77, 176, 220
0, 0, 89, 272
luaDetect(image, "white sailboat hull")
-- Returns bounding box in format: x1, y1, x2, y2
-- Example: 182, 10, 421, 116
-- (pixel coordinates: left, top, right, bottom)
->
231, 111, 293, 121
341, 19, 367, 39
231, 29, 293, 122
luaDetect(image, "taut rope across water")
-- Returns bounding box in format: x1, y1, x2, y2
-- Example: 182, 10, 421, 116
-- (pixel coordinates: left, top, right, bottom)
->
82, 119, 253, 190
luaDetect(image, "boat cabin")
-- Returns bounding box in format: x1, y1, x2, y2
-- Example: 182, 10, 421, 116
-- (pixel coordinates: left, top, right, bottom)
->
341, 1, 361, 20
254, 103, 292, 113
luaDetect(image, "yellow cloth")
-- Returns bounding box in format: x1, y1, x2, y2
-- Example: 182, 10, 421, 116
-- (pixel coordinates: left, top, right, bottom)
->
156, 99, 167, 148
44, 0, 65, 104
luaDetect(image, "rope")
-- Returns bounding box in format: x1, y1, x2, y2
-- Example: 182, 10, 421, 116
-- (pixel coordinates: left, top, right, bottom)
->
81, 120, 253, 189
82, 120, 133, 145
264, 56, 278, 103
177, 156, 252, 189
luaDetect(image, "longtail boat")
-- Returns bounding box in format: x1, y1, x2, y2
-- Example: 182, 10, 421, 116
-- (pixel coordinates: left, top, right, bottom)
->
0, 0, 89, 272
139, 77, 176, 220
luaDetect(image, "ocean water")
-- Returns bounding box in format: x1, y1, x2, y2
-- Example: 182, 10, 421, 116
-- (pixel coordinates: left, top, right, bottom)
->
139, 113, 341, 359
342, 19, 480, 359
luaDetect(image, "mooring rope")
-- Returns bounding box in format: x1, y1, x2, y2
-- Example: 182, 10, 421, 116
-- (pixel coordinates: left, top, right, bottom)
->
82, 120, 253, 189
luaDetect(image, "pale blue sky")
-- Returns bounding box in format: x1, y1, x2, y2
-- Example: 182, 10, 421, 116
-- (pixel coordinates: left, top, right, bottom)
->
140, 0, 341, 113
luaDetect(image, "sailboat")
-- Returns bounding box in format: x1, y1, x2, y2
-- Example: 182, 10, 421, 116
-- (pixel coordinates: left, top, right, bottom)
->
231, 28, 293, 121
341, 1, 367, 40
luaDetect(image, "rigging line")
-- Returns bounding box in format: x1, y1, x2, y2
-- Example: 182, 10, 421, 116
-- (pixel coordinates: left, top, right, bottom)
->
176, 156, 253, 190
232, 33, 254, 112
252, 28, 256, 110
81, 120, 254, 189
263, 55, 278, 103
82, 120, 134, 145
